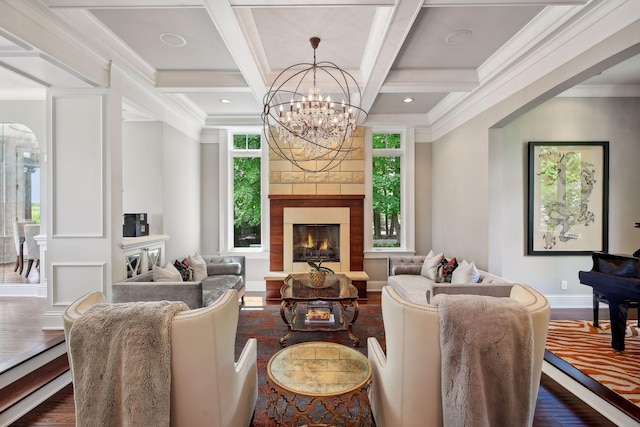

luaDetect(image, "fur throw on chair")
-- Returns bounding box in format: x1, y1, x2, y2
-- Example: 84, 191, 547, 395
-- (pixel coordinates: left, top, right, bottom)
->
68, 300, 188, 427
431, 293, 534, 427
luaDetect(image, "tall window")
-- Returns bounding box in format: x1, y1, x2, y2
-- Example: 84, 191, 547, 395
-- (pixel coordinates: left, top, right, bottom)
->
372, 133, 401, 248
232, 133, 262, 248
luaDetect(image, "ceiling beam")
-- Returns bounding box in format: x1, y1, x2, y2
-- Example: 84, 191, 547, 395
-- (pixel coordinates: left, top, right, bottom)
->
229, 0, 395, 6
201, 0, 267, 105
156, 70, 251, 91
423, 0, 588, 6
381, 69, 479, 93
43, 0, 398, 7
43, 0, 205, 8
359, 0, 424, 112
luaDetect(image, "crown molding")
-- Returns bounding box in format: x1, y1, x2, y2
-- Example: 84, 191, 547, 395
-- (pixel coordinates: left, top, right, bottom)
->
429, 0, 640, 141
204, 114, 262, 127
557, 84, 640, 97
115, 64, 206, 140
0, 1, 110, 87
0, 88, 47, 101
54, 8, 157, 86
156, 70, 250, 91
381, 69, 478, 93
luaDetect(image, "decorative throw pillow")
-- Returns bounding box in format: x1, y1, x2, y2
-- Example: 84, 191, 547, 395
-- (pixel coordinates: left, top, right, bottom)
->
188, 252, 208, 282
451, 260, 481, 284
439, 257, 458, 283
421, 251, 443, 281
152, 262, 182, 282
391, 264, 423, 276
174, 259, 193, 281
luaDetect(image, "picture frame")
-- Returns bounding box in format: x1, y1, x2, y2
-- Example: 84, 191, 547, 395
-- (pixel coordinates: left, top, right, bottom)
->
527, 141, 609, 255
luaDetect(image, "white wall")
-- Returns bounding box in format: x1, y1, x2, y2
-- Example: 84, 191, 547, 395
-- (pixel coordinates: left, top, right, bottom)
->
432, 121, 490, 268
161, 123, 201, 261
499, 97, 640, 307
414, 141, 433, 256
122, 121, 202, 266
431, 23, 640, 307
44, 89, 119, 328
122, 121, 164, 235
200, 132, 221, 256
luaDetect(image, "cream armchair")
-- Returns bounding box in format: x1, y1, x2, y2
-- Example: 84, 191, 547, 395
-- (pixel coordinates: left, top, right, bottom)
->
63, 289, 258, 427
367, 284, 550, 427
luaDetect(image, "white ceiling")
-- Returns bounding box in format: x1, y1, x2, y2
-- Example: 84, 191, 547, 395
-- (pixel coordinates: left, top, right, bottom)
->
1, 0, 639, 129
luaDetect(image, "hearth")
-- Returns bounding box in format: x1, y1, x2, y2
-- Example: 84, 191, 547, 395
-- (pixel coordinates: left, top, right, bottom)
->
293, 224, 340, 263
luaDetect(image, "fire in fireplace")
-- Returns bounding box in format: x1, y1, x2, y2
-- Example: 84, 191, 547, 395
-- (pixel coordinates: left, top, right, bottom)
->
293, 224, 340, 263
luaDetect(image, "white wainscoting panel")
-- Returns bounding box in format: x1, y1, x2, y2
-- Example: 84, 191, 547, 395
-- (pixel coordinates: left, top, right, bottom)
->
51, 94, 105, 237
51, 262, 106, 307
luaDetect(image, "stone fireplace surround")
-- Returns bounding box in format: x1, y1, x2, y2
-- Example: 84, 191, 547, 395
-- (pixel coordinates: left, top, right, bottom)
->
267, 194, 366, 300
284, 207, 350, 273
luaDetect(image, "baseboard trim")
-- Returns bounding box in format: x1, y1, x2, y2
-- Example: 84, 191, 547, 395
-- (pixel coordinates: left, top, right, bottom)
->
0, 284, 44, 297
545, 293, 594, 308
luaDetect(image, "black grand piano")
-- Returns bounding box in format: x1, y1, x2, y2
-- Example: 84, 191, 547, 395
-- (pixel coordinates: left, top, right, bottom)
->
579, 252, 640, 351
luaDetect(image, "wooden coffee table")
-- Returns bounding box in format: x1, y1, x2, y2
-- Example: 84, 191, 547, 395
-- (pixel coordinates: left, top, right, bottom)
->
279, 273, 360, 346
266, 341, 372, 426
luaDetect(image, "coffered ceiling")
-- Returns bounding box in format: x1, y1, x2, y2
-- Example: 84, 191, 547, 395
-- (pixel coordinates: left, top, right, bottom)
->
1, 0, 639, 137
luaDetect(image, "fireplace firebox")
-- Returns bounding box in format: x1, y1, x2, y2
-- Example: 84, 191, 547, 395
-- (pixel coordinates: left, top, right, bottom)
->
293, 224, 340, 263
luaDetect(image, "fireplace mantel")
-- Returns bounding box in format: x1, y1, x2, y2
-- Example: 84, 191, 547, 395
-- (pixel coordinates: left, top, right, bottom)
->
268, 194, 366, 300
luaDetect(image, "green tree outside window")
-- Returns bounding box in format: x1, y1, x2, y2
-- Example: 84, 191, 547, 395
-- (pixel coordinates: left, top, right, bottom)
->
372, 133, 401, 247
233, 134, 262, 248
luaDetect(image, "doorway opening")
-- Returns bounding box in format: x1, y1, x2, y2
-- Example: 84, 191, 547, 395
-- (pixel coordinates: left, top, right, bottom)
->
0, 122, 41, 285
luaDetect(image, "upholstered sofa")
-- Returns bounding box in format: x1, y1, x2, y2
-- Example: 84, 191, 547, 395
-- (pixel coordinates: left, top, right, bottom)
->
112, 255, 246, 308
368, 284, 550, 427
387, 254, 511, 304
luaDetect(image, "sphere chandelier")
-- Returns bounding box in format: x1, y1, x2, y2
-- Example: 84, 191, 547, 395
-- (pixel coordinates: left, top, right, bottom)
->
262, 37, 368, 172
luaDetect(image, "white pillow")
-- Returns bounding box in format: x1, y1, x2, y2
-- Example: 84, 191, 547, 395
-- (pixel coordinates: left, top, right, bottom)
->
188, 252, 208, 282
451, 260, 481, 284
153, 262, 182, 282
421, 251, 443, 281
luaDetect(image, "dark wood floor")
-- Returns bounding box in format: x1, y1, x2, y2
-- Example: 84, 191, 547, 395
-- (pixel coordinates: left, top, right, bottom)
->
1, 292, 629, 426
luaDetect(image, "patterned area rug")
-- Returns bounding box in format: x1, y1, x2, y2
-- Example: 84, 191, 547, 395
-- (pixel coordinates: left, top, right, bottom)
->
545, 320, 640, 409
235, 304, 385, 427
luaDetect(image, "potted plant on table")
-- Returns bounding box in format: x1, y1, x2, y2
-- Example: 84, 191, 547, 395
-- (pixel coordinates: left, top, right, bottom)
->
307, 260, 334, 287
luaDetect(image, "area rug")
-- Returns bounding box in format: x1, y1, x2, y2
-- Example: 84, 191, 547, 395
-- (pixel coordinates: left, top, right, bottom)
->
545, 320, 640, 419
234, 304, 385, 427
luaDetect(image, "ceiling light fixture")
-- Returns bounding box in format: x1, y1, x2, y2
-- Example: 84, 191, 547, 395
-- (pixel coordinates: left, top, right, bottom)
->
160, 33, 187, 47
445, 30, 473, 45
403, 97, 414, 103
219, 99, 231, 104
262, 37, 367, 172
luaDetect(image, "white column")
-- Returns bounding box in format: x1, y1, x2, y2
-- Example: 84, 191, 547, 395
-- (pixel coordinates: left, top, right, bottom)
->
43, 77, 123, 329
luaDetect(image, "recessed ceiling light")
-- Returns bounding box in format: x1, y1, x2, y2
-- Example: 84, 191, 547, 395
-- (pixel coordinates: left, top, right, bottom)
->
445, 30, 473, 45
160, 33, 187, 47
219, 99, 232, 104
402, 97, 414, 103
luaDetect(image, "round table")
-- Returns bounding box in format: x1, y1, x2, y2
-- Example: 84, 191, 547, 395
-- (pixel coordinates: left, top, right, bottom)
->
266, 341, 372, 426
